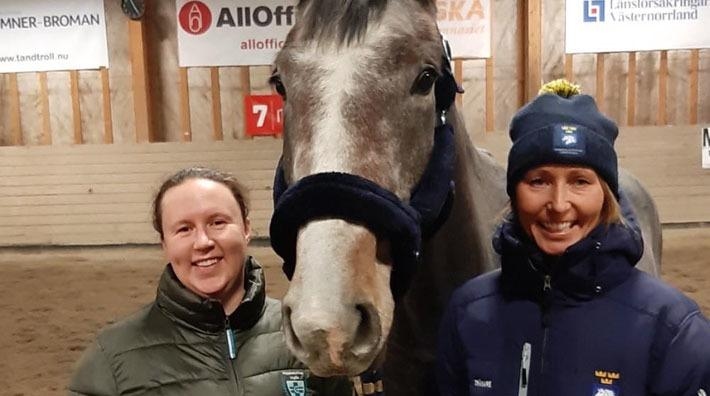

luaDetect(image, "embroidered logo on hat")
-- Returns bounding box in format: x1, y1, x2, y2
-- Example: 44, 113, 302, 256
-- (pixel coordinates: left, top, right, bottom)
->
553, 124, 585, 156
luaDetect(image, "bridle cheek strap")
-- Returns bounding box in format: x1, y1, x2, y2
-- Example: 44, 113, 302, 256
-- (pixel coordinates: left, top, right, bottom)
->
270, 123, 455, 298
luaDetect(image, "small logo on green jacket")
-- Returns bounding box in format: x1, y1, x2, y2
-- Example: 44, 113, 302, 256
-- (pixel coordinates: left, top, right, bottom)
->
282, 370, 307, 396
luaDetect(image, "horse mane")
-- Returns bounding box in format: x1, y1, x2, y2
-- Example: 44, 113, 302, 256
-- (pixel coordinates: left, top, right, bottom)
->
296, 0, 434, 46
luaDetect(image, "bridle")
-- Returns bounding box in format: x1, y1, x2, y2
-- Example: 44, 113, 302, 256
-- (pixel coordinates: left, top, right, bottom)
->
269, 38, 461, 298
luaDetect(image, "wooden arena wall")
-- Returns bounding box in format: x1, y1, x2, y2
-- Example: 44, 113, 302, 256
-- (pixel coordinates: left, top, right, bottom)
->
0, 125, 707, 246
1, 1, 709, 146
0, 1, 709, 246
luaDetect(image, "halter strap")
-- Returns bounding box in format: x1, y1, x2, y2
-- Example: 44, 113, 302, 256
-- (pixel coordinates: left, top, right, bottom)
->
270, 123, 455, 298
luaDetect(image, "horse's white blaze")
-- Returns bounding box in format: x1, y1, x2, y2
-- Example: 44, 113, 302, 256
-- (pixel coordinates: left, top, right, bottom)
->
283, 219, 394, 375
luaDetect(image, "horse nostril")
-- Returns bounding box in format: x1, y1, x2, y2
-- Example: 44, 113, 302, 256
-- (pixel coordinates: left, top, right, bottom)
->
353, 303, 380, 355
282, 305, 303, 350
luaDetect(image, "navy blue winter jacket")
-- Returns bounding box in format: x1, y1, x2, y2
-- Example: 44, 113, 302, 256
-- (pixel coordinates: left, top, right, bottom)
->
437, 218, 710, 396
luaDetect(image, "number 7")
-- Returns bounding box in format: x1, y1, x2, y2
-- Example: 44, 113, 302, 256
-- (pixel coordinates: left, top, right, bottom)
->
252, 104, 268, 128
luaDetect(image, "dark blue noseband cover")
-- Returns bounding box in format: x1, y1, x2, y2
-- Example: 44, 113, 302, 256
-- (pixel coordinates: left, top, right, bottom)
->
270, 123, 455, 298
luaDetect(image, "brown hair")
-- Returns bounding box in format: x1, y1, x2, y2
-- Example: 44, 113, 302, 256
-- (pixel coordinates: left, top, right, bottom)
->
152, 167, 250, 240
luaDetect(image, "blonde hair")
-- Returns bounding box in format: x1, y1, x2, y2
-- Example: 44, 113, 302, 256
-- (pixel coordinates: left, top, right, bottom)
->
599, 179, 622, 225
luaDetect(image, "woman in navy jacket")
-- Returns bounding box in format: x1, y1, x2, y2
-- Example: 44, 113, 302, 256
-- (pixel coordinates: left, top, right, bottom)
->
437, 80, 710, 396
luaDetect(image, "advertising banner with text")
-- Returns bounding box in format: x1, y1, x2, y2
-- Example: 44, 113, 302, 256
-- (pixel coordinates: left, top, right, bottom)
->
176, 0, 491, 66
437, 0, 491, 59
567, 0, 710, 53
177, 0, 295, 67
0, 0, 108, 73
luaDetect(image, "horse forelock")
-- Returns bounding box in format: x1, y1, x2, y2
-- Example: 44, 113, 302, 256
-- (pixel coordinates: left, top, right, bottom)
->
295, 0, 436, 47
296, 0, 388, 47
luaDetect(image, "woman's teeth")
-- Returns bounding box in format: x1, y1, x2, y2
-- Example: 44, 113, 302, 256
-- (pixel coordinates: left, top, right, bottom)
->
542, 221, 572, 232
194, 258, 220, 267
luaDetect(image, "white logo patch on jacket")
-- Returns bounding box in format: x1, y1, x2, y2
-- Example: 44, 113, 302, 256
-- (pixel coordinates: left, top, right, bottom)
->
281, 370, 307, 396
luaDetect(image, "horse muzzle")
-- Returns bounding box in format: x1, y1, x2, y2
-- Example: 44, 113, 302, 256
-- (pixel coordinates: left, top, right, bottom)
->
280, 219, 393, 376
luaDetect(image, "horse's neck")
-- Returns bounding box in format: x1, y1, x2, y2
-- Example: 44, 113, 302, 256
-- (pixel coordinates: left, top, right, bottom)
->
424, 108, 507, 297
383, 109, 508, 394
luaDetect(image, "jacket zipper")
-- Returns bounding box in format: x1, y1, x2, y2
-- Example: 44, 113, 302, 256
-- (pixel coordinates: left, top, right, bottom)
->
540, 274, 552, 385
225, 320, 237, 359
518, 342, 531, 396
225, 319, 241, 394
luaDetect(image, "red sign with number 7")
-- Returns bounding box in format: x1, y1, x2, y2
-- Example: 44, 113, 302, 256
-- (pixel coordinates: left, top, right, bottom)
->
244, 94, 284, 137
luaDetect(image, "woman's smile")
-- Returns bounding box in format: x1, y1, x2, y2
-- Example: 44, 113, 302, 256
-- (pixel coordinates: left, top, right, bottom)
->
516, 165, 604, 256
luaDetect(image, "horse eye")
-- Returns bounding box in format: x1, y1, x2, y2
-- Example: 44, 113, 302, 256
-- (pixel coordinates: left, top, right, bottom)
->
411, 67, 439, 95
269, 74, 287, 99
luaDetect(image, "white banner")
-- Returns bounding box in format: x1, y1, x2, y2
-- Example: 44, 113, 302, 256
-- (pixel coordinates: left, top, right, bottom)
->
703, 128, 710, 169
437, 0, 491, 59
176, 0, 491, 67
177, 0, 295, 67
566, 0, 710, 53
0, 0, 108, 73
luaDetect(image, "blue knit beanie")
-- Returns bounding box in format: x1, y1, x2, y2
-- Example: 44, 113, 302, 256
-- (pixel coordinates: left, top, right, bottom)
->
506, 80, 619, 198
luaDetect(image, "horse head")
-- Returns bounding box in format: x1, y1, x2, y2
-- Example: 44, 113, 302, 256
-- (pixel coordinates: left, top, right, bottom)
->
269, 0, 455, 376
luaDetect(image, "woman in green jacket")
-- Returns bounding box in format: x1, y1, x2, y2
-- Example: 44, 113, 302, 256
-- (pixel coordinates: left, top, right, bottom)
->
69, 167, 353, 395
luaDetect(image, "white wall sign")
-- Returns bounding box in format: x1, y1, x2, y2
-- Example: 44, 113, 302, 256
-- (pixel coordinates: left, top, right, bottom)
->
0, 0, 108, 73
566, 0, 710, 53
176, 0, 295, 67
176, 0, 491, 67
703, 128, 710, 169
436, 0, 491, 59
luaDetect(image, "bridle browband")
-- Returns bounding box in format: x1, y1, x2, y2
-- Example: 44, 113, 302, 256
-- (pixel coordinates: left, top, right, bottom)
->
269, 38, 461, 299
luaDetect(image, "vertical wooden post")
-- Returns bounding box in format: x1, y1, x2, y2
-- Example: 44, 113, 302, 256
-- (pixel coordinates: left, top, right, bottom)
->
524, 0, 542, 101
38, 72, 52, 145
626, 52, 636, 126
128, 18, 153, 142
485, 58, 494, 132
100, 67, 114, 143
484, 3, 494, 131
657, 50, 668, 125
564, 54, 574, 82
595, 53, 605, 112
454, 60, 463, 108
179, 67, 192, 142
70, 70, 83, 144
8, 74, 23, 145
240, 66, 251, 139
688, 49, 699, 125
210, 67, 224, 141
516, 1, 526, 107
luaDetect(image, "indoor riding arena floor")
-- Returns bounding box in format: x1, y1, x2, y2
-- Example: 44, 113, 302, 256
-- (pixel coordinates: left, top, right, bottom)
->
1, 228, 708, 395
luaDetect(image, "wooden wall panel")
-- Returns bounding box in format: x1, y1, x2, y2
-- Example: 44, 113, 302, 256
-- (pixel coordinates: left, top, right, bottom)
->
0, 139, 283, 246
78, 70, 107, 144
1, 1, 708, 145
1, 125, 707, 247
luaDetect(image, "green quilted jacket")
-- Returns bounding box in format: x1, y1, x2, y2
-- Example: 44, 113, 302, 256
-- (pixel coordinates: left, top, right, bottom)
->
68, 257, 353, 395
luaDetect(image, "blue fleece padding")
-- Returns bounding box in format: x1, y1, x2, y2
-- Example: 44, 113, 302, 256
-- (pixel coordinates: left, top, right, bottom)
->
411, 123, 455, 236
270, 171, 422, 297
270, 123, 456, 298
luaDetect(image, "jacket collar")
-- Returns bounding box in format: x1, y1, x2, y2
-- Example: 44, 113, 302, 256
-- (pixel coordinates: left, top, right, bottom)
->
493, 213, 644, 302
155, 256, 267, 333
